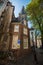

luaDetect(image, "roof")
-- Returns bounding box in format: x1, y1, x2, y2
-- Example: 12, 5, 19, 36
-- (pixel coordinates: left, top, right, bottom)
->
11, 18, 20, 23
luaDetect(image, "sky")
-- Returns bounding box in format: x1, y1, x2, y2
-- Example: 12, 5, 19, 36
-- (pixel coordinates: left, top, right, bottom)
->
10, 0, 31, 28
10, 0, 30, 17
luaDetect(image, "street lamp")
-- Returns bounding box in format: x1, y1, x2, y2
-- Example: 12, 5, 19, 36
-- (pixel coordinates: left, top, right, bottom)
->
30, 28, 38, 64
31, 31, 34, 46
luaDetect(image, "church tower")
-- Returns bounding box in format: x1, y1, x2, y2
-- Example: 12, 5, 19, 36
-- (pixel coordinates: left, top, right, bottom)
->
19, 6, 27, 26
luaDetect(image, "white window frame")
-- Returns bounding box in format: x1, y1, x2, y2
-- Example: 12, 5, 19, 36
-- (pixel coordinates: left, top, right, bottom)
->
23, 38, 28, 49
12, 35, 20, 49
14, 25, 19, 32
23, 28, 27, 35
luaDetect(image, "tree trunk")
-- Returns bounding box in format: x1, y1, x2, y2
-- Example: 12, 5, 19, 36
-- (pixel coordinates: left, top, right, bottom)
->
35, 35, 37, 48
41, 33, 43, 48
41, 38, 43, 48
36, 38, 37, 48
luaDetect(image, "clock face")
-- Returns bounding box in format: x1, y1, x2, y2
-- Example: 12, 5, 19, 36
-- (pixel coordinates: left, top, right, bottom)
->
14, 25, 19, 32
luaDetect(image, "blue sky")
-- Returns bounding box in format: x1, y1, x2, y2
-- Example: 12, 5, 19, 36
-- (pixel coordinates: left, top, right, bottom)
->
10, 0, 31, 28
10, 0, 30, 17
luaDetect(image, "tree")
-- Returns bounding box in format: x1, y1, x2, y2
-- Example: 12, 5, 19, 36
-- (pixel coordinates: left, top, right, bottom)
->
35, 29, 41, 47
26, 0, 43, 48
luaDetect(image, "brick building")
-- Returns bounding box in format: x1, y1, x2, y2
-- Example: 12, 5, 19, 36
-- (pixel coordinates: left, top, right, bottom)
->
9, 6, 30, 58
0, 1, 31, 60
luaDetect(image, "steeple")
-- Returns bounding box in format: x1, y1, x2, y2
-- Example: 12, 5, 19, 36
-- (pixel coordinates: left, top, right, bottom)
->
21, 6, 26, 14
19, 6, 27, 26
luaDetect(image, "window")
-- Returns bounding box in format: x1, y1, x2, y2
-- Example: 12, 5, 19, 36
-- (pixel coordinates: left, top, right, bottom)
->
12, 35, 20, 49
23, 28, 27, 35
23, 38, 28, 49
24, 20, 26, 26
14, 25, 19, 32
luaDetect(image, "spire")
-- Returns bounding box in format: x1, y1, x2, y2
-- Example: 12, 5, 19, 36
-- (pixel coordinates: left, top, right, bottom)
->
21, 6, 26, 14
